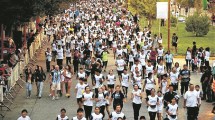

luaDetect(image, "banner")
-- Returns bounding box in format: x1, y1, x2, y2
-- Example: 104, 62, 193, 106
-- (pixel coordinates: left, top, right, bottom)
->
156, 2, 168, 19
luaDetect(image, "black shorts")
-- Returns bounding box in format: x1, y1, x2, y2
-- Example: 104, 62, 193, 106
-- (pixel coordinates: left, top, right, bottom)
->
77, 98, 83, 103
117, 70, 123, 77
108, 84, 114, 89
172, 42, 177, 47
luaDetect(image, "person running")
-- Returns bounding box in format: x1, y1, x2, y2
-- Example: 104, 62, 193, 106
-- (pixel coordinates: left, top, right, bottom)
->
157, 60, 165, 84
101, 47, 109, 72
17, 109, 31, 120
164, 85, 178, 108
146, 88, 159, 120
110, 85, 126, 110
170, 68, 179, 92
45, 48, 52, 72
106, 69, 116, 95
63, 65, 73, 98
157, 91, 164, 120
82, 86, 94, 120
160, 74, 169, 95
65, 45, 72, 65
164, 50, 173, 72
115, 54, 126, 78
95, 87, 107, 118
121, 69, 130, 98
51, 65, 61, 100
166, 98, 178, 120
131, 84, 143, 120
93, 70, 105, 95
75, 78, 88, 108
109, 104, 126, 120
183, 84, 200, 120
72, 108, 87, 120
56, 108, 69, 120
179, 64, 190, 96
90, 107, 103, 120
143, 72, 156, 97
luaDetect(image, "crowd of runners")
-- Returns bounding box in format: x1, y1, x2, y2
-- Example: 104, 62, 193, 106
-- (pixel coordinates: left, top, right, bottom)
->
18, 0, 215, 120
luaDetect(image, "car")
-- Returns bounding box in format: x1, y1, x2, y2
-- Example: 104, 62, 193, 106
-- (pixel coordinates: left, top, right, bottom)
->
178, 17, 186, 22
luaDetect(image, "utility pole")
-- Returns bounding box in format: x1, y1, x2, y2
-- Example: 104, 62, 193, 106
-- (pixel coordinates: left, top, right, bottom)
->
168, 0, 171, 51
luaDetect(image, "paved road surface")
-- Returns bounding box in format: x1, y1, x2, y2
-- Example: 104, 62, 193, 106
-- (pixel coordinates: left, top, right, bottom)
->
2, 43, 215, 120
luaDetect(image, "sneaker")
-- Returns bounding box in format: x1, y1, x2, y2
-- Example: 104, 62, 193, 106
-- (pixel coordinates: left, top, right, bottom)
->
49, 94, 52, 97
56, 96, 59, 100
52, 96, 55, 100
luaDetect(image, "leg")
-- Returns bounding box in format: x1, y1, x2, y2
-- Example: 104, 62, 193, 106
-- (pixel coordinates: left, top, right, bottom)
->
100, 105, 105, 118
66, 57, 69, 65
184, 82, 189, 93
181, 82, 185, 96
38, 82, 43, 97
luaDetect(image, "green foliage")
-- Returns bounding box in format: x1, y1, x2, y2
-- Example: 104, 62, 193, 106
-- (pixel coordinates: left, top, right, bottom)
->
185, 13, 210, 36
130, 0, 156, 27
171, 16, 177, 27
0, 0, 75, 30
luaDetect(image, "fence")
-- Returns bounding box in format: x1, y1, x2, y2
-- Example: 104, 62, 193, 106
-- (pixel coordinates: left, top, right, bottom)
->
0, 30, 45, 115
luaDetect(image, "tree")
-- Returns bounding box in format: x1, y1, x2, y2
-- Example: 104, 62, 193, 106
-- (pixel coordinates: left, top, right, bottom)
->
185, 13, 210, 36
0, 0, 76, 35
130, 0, 156, 28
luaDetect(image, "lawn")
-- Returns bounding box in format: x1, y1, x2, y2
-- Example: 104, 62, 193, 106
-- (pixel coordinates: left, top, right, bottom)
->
128, 1, 215, 55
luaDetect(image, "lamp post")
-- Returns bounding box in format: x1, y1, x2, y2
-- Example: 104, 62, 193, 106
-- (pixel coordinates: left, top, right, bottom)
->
168, 0, 171, 51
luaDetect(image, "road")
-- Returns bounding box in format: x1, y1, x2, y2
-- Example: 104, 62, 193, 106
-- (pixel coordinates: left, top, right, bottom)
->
2, 43, 215, 120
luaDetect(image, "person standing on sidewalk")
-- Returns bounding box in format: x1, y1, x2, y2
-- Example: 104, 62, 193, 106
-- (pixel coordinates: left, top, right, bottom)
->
131, 84, 143, 120
51, 65, 61, 100
179, 64, 190, 97
183, 84, 200, 120
45, 48, 52, 72
35, 66, 46, 99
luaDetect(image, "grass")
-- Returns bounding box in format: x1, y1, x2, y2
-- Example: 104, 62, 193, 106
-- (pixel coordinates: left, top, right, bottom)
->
128, 2, 215, 55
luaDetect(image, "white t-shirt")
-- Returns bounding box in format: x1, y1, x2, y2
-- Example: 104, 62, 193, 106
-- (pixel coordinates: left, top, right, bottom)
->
65, 49, 71, 57
107, 74, 116, 85
94, 74, 103, 88
72, 116, 86, 120
145, 78, 155, 90
167, 103, 178, 120
147, 95, 158, 112
157, 49, 164, 57
17, 116, 31, 120
121, 73, 129, 87
96, 92, 106, 107
56, 48, 64, 59
186, 51, 192, 60
110, 111, 126, 120
56, 115, 69, 120
116, 59, 126, 71
91, 113, 103, 120
145, 65, 154, 77
83, 92, 94, 106
157, 65, 165, 75
116, 49, 123, 56
75, 83, 87, 98
184, 90, 199, 107
45, 51, 52, 61
132, 89, 142, 104
170, 72, 179, 84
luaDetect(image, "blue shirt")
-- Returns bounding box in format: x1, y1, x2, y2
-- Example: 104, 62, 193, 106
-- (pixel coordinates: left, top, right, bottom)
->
52, 70, 61, 83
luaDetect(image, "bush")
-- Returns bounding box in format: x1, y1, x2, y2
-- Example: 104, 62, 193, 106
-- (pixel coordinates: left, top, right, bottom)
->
185, 13, 210, 36
171, 16, 177, 27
